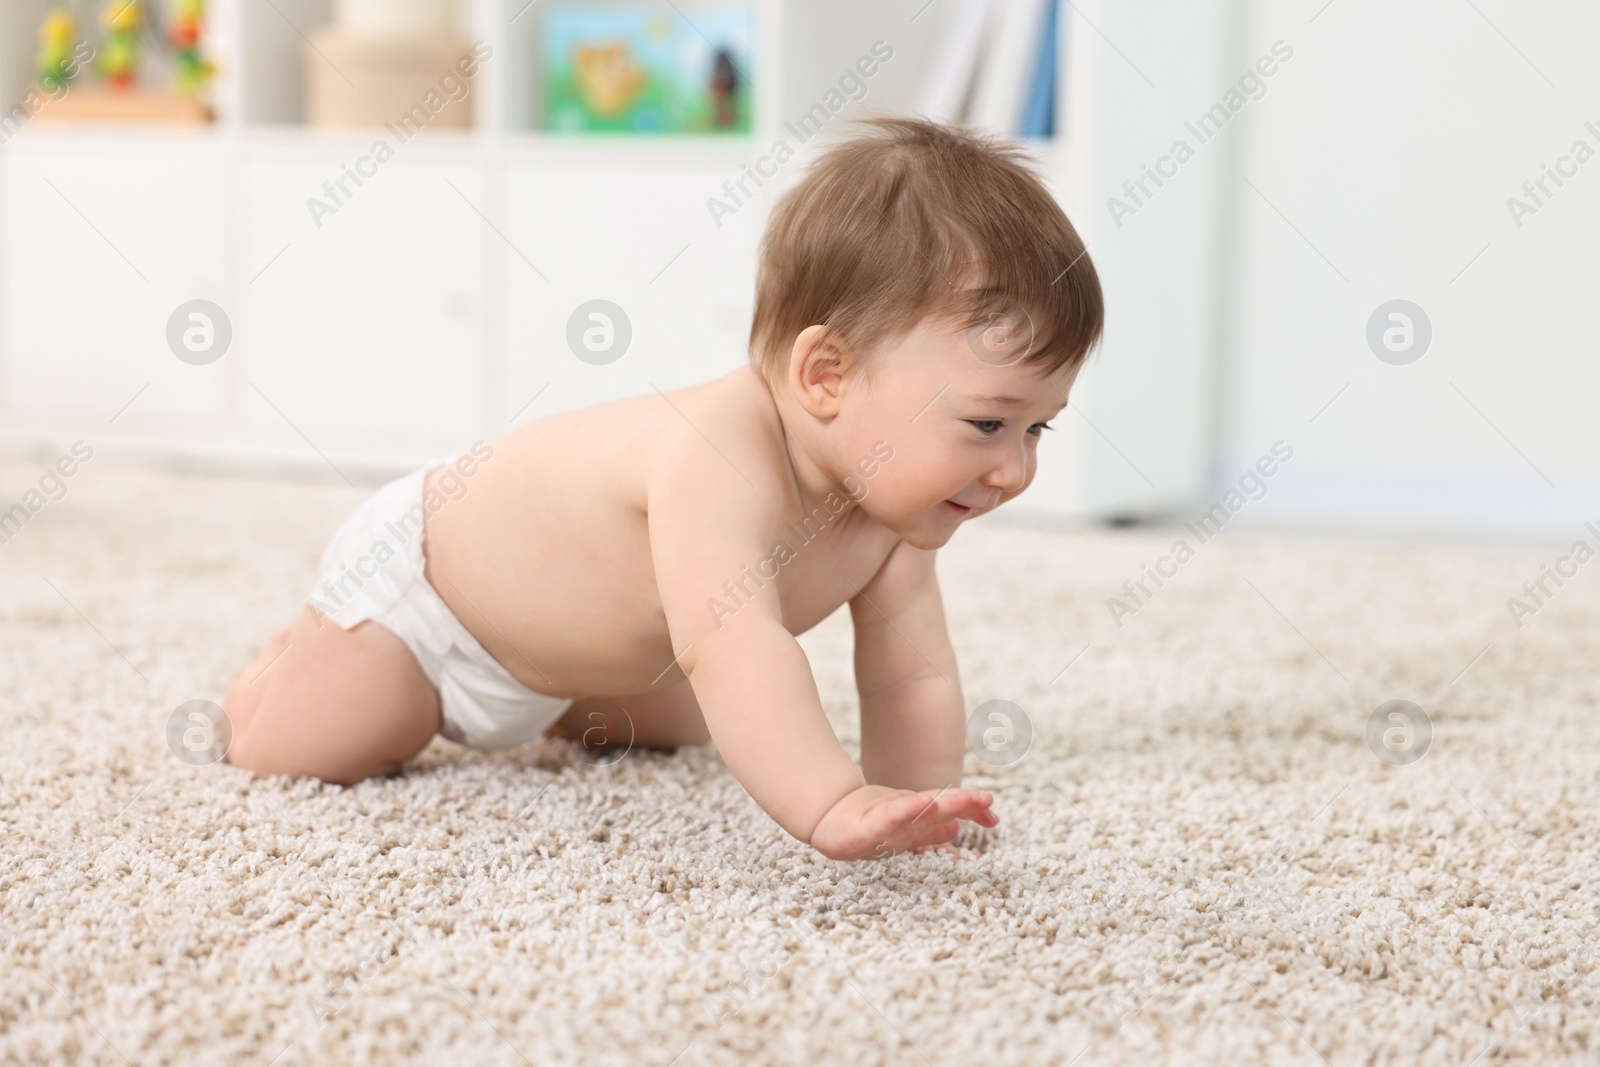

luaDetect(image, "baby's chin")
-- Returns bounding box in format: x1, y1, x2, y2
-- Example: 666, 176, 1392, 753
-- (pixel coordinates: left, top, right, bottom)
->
891, 515, 962, 550
901, 531, 956, 550
856, 497, 968, 549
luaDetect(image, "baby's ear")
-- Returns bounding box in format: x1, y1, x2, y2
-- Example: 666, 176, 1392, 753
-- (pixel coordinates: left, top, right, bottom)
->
788, 324, 849, 418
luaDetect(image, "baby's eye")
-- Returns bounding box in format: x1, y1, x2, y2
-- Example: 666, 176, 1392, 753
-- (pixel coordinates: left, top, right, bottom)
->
1027, 421, 1055, 437
969, 419, 1003, 435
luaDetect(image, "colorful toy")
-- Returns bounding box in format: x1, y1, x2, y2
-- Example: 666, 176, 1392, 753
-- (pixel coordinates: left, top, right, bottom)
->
36, 7, 80, 92
29, 0, 217, 122
168, 0, 215, 97
99, 0, 144, 91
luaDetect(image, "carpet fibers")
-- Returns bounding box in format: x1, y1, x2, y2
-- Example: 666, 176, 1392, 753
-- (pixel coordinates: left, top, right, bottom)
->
1, 457, 1597, 1066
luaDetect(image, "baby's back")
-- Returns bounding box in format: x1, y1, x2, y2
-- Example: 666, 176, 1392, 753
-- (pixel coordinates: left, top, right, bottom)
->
422, 365, 885, 700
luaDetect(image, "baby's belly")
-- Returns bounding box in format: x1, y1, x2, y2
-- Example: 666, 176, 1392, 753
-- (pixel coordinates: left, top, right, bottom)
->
424, 519, 678, 698
474, 605, 682, 698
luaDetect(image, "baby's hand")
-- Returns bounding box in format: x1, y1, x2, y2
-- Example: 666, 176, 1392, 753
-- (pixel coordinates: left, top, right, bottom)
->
809, 784, 998, 861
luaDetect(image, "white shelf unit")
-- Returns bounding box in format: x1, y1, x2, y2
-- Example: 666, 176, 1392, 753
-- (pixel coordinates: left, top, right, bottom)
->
0, 0, 1224, 522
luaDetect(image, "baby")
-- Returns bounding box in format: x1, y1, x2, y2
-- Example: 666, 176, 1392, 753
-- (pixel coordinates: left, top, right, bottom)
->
225, 117, 1104, 861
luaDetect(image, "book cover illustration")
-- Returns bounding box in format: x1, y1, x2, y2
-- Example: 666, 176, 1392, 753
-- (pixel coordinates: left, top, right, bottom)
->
542, 5, 754, 134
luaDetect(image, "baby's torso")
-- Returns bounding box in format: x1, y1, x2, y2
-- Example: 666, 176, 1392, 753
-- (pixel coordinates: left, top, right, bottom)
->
421, 368, 900, 698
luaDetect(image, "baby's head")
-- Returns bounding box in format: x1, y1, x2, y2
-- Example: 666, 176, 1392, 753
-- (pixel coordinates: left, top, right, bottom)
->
750, 118, 1104, 549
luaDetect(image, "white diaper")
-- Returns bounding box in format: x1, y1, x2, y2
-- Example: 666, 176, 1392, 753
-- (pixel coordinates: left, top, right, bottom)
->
306, 462, 573, 751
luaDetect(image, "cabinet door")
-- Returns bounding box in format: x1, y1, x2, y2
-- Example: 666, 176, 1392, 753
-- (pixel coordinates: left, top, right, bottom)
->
244, 144, 489, 467
498, 158, 759, 429
1, 136, 227, 429
1021, 4, 1231, 521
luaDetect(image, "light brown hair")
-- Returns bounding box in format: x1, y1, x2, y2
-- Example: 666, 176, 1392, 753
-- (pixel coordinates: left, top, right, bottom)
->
749, 117, 1103, 386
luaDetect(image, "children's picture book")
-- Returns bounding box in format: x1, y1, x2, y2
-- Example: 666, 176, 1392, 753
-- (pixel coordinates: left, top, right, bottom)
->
541, 4, 755, 134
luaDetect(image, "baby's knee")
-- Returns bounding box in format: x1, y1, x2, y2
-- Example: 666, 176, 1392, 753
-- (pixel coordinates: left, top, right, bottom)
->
222, 628, 293, 744
225, 729, 397, 786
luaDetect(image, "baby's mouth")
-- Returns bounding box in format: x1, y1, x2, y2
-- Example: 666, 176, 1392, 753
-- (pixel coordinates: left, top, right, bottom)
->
943, 499, 973, 515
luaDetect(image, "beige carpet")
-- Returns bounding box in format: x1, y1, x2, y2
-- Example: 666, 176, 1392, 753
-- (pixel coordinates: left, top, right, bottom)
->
2, 455, 1598, 1066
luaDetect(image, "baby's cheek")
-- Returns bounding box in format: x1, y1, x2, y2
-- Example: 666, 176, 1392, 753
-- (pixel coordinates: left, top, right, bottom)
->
861, 470, 920, 522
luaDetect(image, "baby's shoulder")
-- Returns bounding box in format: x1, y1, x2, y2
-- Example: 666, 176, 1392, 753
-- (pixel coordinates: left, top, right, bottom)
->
654, 366, 786, 453
644, 368, 794, 511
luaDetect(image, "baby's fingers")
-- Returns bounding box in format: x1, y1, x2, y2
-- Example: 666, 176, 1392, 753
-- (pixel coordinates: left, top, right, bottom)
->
909, 789, 996, 827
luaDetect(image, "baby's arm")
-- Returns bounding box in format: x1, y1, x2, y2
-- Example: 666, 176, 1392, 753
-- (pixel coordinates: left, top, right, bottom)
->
849, 540, 967, 792
647, 425, 993, 860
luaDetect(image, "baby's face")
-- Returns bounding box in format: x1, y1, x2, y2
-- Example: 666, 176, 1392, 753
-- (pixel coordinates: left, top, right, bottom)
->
837, 313, 1080, 550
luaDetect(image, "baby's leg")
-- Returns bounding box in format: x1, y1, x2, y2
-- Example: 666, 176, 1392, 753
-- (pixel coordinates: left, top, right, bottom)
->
225, 606, 441, 785
223, 625, 292, 743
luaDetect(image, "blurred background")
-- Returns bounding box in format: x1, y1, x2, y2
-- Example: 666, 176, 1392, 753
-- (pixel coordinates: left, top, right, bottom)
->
1, 0, 1596, 546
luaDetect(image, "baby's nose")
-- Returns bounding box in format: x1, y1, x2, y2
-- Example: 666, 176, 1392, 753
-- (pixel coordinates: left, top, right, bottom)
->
984, 454, 1028, 494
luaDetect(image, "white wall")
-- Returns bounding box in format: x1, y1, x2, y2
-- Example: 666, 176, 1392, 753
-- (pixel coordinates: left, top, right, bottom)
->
1215, 0, 1600, 541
